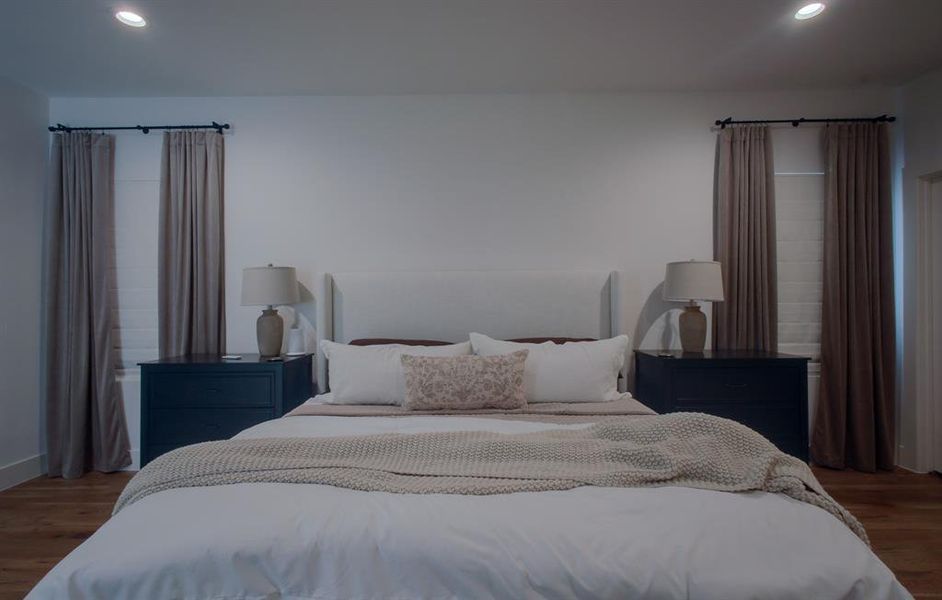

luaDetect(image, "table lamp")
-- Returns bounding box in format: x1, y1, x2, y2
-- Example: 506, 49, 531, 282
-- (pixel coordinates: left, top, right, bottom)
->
662, 260, 725, 353
241, 265, 300, 356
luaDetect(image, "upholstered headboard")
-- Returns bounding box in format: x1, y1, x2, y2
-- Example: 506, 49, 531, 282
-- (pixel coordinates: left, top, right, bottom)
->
317, 270, 620, 391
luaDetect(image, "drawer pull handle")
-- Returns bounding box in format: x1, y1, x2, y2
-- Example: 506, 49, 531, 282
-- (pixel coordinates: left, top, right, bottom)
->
206, 388, 219, 394
725, 382, 748, 389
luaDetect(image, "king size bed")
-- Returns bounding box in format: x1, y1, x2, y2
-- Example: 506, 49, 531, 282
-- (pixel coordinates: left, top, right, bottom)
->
27, 271, 910, 599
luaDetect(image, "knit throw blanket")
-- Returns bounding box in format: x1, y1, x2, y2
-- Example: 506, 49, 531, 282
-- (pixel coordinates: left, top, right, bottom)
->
115, 413, 866, 543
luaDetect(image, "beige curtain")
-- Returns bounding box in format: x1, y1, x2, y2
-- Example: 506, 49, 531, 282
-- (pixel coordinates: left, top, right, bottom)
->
158, 131, 226, 357
44, 132, 131, 478
811, 123, 895, 472
713, 125, 778, 350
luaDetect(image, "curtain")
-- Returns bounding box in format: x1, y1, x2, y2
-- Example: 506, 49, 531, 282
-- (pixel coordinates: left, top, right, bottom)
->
158, 131, 226, 357
44, 132, 131, 478
713, 125, 778, 350
811, 123, 895, 472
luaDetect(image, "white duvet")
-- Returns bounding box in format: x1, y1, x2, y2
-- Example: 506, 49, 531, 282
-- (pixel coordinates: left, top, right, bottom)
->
28, 414, 911, 600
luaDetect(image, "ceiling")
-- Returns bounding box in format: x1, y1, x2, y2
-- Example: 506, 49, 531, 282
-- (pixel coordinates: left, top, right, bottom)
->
2, 0, 942, 97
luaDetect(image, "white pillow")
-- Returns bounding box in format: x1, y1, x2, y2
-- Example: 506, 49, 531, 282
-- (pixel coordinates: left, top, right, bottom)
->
469, 333, 628, 403
319, 340, 472, 405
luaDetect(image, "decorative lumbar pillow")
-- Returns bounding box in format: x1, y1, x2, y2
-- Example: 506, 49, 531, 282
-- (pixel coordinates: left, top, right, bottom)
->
319, 339, 472, 405
469, 333, 629, 403
401, 350, 529, 411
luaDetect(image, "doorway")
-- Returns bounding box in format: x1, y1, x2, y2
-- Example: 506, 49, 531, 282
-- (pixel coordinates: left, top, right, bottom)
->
916, 171, 942, 473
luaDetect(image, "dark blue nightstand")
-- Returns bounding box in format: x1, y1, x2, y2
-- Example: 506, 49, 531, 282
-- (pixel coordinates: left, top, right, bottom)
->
139, 354, 313, 466
634, 350, 809, 461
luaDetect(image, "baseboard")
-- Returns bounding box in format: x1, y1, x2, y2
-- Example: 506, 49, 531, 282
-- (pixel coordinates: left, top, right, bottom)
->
894, 463, 927, 474
0, 454, 45, 491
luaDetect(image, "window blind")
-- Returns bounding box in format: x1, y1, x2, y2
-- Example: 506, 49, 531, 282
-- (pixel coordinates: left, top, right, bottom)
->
110, 137, 160, 370
772, 128, 824, 360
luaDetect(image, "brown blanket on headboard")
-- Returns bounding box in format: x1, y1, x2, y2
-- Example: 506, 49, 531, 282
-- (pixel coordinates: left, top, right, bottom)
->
286, 395, 656, 424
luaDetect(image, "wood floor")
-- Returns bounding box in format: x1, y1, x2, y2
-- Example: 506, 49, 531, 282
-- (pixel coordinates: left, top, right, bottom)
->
0, 468, 940, 599
0, 472, 134, 600
815, 467, 942, 598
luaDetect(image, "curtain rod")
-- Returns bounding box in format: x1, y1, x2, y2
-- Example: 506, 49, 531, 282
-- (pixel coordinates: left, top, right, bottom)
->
48, 121, 230, 134
714, 114, 895, 129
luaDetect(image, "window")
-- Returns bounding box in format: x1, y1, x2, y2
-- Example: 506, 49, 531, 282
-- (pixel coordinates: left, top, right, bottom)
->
111, 136, 161, 370
773, 128, 824, 360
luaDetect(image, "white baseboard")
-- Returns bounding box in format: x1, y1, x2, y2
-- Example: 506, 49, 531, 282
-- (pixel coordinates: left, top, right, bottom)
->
0, 454, 45, 491
0, 449, 139, 490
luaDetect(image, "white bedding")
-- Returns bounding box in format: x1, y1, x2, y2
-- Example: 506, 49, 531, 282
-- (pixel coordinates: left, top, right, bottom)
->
28, 414, 911, 600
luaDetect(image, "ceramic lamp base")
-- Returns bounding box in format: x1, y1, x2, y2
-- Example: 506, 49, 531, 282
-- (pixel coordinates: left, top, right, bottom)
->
256, 307, 284, 357
678, 303, 707, 353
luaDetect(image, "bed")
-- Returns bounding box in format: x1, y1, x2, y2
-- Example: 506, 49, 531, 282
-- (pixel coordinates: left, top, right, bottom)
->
27, 271, 911, 600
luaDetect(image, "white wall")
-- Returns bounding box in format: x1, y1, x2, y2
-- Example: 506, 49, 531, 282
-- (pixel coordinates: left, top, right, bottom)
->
0, 77, 47, 489
898, 67, 942, 471
50, 89, 895, 466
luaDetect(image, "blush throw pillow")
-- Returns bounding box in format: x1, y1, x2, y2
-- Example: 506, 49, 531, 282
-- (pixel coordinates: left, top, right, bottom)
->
469, 333, 629, 403
401, 350, 529, 411
319, 339, 472, 405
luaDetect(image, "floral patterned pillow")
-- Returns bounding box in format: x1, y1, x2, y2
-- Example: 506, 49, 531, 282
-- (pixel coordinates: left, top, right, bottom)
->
401, 350, 528, 411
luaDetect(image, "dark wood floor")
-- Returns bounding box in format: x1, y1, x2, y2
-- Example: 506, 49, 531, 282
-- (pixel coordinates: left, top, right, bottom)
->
0, 472, 134, 600
815, 467, 942, 598
0, 468, 939, 599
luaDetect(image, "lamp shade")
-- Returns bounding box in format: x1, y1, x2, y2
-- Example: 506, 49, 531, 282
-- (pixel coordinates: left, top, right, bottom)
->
241, 265, 300, 306
663, 260, 724, 302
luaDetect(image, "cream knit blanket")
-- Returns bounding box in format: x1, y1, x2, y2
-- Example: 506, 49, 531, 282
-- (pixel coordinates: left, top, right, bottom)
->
115, 413, 866, 543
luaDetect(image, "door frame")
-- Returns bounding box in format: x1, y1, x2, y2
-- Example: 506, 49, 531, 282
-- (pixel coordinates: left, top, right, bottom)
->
915, 170, 942, 472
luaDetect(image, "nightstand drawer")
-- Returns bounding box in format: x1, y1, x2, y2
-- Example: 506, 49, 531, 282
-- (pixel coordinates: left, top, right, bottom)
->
148, 408, 273, 445
772, 437, 808, 459
148, 373, 275, 408
673, 368, 794, 405
676, 403, 802, 438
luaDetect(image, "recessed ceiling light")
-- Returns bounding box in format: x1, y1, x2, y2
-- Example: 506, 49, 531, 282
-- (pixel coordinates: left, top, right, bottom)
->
794, 3, 825, 20
115, 10, 147, 27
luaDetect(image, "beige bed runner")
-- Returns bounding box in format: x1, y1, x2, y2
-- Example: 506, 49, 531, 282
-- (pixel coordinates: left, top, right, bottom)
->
115, 412, 867, 543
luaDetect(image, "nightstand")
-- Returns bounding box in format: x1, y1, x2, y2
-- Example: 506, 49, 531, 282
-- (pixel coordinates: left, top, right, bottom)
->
140, 354, 313, 466
634, 350, 809, 461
